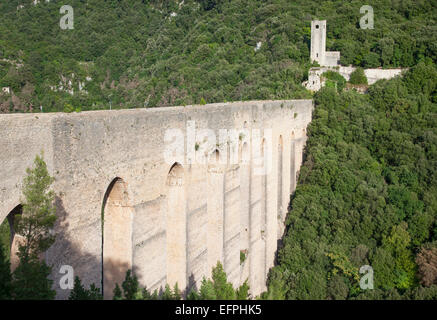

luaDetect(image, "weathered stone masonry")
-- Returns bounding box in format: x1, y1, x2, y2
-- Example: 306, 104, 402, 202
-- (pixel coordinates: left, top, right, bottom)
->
0, 100, 313, 299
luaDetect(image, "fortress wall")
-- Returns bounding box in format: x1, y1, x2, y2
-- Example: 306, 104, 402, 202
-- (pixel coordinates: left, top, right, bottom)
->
364, 68, 404, 85
339, 66, 404, 84
304, 66, 405, 92
338, 66, 356, 81
323, 51, 341, 67
0, 99, 313, 299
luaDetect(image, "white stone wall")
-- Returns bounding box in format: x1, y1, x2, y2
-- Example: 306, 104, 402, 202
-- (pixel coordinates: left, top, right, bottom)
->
303, 65, 405, 92
303, 68, 325, 91
306, 19, 405, 92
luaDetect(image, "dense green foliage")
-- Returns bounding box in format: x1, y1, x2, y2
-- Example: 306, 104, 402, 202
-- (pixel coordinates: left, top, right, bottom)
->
11, 258, 56, 300
322, 71, 346, 92
15, 153, 57, 261
0, 218, 10, 261
187, 262, 250, 300
349, 67, 368, 85
0, 0, 435, 112
0, 154, 57, 300
0, 245, 11, 299
267, 62, 437, 299
68, 276, 103, 300
107, 262, 249, 300
0, 0, 436, 301
11, 154, 57, 300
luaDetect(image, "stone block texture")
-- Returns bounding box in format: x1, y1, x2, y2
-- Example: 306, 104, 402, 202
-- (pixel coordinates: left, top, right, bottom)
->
0, 100, 313, 299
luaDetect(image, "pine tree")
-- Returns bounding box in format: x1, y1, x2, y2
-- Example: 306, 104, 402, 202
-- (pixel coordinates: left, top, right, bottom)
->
199, 278, 217, 300
14, 152, 56, 261
211, 262, 236, 299
162, 282, 182, 300
141, 287, 152, 300
69, 276, 103, 300
0, 244, 12, 299
87, 284, 103, 300
121, 269, 140, 299
190, 262, 249, 300
150, 289, 159, 300
11, 153, 57, 300
236, 280, 250, 300
173, 282, 182, 300
113, 269, 145, 300
161, 284, 174, 300
69, 276, 87, 300
12, 258, 55, 300
186, 288, 200, 300
113, 283, 123, 300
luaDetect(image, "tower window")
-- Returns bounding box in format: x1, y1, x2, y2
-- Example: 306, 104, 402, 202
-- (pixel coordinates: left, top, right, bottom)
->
316, 25, 319, 29
316, 53, 318, 57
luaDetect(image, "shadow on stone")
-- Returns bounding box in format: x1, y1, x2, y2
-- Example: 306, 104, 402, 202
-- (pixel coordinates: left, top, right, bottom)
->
46, 196, 143, 300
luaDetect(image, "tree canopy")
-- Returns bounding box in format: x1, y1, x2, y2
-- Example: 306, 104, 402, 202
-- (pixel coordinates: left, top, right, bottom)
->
267, 62, 437, 300
0, 0, 435, 112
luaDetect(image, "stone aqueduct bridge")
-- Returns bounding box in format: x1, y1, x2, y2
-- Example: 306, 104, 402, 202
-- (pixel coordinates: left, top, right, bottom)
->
0, 100, 313, 299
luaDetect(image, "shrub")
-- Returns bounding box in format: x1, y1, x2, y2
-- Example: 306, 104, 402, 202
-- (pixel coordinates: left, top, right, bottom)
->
349, 68, 368, 85
322, 71, 346, 92
69, 276, 102, 300
416, 242, 437, 287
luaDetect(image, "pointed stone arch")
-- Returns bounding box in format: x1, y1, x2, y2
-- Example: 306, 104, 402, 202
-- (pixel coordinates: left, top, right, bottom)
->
102, 177, 133, 299
0, 204, 23, 271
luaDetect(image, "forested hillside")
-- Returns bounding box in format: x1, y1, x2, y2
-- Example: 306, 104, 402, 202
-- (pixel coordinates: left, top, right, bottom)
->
0, 0, 436, 112
0, 0, 436, 301
266, 63, 437, 300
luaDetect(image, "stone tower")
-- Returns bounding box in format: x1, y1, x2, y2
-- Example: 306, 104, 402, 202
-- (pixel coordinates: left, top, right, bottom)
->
310, 20, 326, 65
